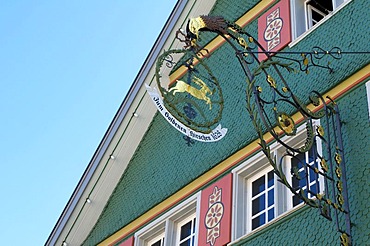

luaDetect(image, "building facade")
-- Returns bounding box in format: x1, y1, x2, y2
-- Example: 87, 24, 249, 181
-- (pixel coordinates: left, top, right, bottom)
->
47, 0, 369, 245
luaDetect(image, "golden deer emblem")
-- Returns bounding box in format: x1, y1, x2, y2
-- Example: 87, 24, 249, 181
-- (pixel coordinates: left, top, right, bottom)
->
169, 76, 213, 109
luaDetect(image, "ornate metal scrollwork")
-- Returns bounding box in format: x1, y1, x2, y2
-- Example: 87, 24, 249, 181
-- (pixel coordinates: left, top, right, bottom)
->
157, 15, 354, 244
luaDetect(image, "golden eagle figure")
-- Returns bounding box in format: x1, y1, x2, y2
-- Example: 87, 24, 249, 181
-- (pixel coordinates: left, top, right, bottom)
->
186, 15, 229, 41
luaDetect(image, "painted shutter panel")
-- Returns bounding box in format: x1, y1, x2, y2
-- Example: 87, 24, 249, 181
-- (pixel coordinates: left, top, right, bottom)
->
258, 0, 291, 61
117, 236, 134, 246
198, 173, 233, 246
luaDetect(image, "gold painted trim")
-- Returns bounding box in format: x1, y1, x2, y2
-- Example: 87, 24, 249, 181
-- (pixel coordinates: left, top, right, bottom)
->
168, 0, 277, 84
101, 64, 369, 246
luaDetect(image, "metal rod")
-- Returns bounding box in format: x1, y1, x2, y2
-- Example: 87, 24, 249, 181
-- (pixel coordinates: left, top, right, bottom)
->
333, 103, 352, 241
241, 51, 370, 55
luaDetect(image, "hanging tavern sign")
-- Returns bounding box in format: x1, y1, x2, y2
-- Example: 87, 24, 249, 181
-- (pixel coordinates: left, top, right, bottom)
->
145, 12, 368, 245
147, 28, 228, 142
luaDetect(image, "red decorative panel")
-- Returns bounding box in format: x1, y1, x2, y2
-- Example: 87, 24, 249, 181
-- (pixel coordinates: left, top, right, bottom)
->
258, 0, 291, 60
117, 236, 134, 246
198, 173, 233, 246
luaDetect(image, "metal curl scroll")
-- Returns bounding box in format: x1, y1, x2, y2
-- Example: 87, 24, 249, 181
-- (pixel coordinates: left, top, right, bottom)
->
164, 54, 175, 68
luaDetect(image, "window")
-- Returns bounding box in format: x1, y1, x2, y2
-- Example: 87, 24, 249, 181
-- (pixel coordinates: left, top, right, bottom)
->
232, 122, 323, 239
176, 214, 196, 246
135, 194, 200, 246
290, 0, 351, 40
305, 0, 333, 29
247, 168, 275, 231
289, 146, 322, 207
232, 153, 285, 238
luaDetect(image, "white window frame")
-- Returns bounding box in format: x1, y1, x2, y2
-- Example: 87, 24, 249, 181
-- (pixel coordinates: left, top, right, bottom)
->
134, 193, 201, 246
246, 166, 276, 232
366, 80, 370, 121
231, 121, 323, 240
289, 0, 352, 46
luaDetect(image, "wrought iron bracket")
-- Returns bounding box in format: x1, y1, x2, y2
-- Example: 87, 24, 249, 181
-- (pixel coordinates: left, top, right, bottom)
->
152, 15, 368, 245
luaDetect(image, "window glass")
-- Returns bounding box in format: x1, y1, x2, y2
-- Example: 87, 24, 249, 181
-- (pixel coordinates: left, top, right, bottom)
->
180, 221, 192, 240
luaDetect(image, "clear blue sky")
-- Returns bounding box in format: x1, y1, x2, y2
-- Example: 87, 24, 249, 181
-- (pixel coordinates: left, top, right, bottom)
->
0, 1, 177, 245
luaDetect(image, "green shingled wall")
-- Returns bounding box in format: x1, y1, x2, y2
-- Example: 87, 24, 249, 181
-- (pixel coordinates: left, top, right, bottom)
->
83, 0, 370, 245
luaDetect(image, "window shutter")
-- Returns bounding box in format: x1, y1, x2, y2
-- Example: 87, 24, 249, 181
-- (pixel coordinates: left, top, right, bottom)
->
198, 173, 232, 246
117, 236, 134, 246
258, 0, 291, 61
